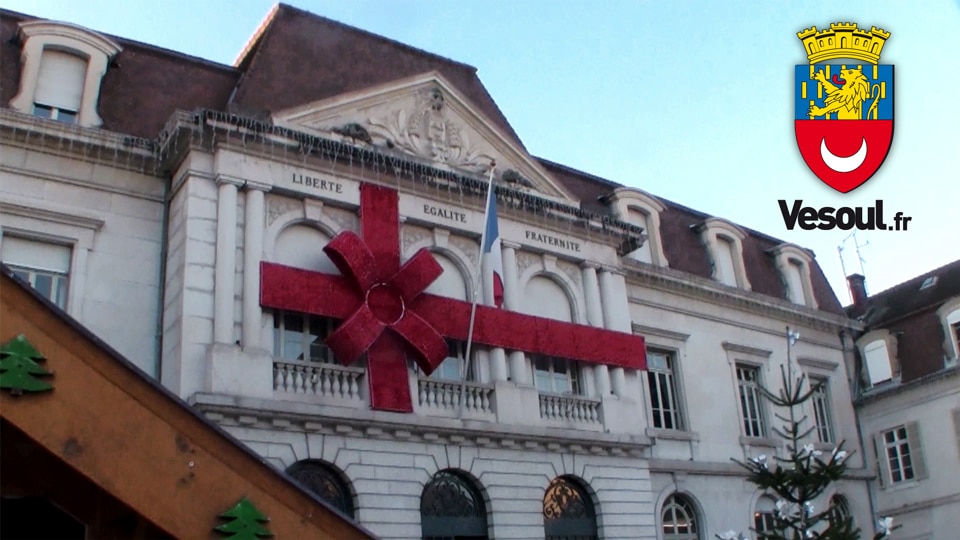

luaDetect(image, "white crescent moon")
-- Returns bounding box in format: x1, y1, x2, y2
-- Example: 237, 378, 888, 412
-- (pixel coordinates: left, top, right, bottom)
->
820, 138, 867, 173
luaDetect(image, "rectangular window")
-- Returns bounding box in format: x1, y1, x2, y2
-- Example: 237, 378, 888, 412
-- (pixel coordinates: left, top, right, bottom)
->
272, 311, 337, 363
430, 339, 476, 382
786, 259, 806, 305
34, 49, 85, 123
736, 364, 766, 438
716, 236, 739, 287
647, 350, 684, 430
1, 236, 71, 309
626, 209, 653, 264
883, 426, 914, 483
864, 340, 893, 385
532, 355, 581, 395
811, 377, 834, 443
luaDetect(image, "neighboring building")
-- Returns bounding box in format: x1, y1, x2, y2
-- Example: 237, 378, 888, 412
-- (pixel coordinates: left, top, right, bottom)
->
847, 261, 960, 540
1, 5, 874, 539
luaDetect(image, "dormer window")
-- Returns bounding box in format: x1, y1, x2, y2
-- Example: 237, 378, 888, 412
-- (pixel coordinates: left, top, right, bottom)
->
32, 49, 86, 124
9, 21, 122, 128
606, 187, 668, 267
936, 297, 960, 364
857, 330, 899, 387
769, 243, 819, 308
694, 218, 750, 290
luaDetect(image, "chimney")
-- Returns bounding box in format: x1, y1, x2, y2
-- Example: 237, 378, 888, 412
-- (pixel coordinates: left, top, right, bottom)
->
847, 274, 868, 309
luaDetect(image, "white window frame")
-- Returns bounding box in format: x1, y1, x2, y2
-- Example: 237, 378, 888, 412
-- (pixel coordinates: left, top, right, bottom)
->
856, 329, 899, 387
647, 348, 685, 430
695, 218, 751, 290
9, 20, 122, 128
272, 310, 338, 364
606, 187, 669, 267
661, 493, 701, 540
428, 339, 478, 382
532, 355, 583, 396
0, 197, 104, 317
936, 297, 960, 364
876, 423, 927, 486
769, 243, 819, 308
736, 363, 767, 438
754, 495, 778, 537
809, 376, 835, 444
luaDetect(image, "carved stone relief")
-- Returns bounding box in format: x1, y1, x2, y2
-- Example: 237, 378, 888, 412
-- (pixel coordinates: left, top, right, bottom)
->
557, 260, 583, 286
401, 225, 431, 255
449, 236, 480, 268
325, 206, 358, 234
267, 196, 301, 225
365, 87, 495, 174
516, 251, 540, 274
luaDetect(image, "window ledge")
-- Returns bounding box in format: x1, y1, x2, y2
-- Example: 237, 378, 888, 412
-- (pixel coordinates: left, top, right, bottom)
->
739, 435, 781, 449
883, 479, 920, 492
813, 441, 836, 452
646, 427, 699, 442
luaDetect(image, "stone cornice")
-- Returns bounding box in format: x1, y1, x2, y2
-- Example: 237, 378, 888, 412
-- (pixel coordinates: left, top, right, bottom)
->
722, 342, 774, 358
189, 392, 653, 457
0, 109, 158, 174
624, 258, 861, 335
0, 198, 106, 231
632, 323, 690, 343
797, 356, 840, 372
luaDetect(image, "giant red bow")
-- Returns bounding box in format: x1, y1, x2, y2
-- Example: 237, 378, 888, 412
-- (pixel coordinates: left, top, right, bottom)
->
322, 232, 448, 372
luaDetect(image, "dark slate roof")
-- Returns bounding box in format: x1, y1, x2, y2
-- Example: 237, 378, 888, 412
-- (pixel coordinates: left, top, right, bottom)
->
0, 5, 845, 314
849, 259, 960, 383
229, 4, 524, 148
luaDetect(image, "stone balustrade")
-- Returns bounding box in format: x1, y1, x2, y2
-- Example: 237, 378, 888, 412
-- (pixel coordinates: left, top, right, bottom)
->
273, 361, 364, 402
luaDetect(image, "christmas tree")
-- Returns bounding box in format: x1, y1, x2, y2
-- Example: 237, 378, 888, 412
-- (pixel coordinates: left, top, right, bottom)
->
214, 497, 273, 540
717, 328, 897, 540
0, 334, 53, 395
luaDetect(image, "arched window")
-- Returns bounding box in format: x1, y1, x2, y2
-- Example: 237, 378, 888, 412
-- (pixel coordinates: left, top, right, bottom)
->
831, 494, 852, 527
420, 470, 488, 540
661, 493, 700, 540
423, 253, 475, 381
285, 460, 355, 518
754, 495, 777, 535
543, 476, 598, 540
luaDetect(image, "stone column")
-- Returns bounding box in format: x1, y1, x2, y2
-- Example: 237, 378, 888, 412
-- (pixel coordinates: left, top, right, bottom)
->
599, 268, 631, 397
213, 176, 242, 345
501, 242, 527, 384
582, 263, 611, 396
242, 182, 269, 350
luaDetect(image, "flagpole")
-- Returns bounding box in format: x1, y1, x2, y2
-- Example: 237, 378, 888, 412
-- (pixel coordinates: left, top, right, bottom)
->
458, 161, 496, 419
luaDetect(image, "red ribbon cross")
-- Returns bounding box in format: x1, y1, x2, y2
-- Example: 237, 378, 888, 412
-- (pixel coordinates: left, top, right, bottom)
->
261, 184, 646, 412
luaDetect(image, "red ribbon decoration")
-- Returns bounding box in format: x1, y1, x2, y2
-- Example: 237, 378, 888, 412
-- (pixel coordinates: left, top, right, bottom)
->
261, 183, 647, 412
322, 231, 448, 371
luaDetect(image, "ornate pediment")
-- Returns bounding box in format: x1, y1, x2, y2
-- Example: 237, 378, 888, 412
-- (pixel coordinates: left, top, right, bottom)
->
272, 72, 574, 201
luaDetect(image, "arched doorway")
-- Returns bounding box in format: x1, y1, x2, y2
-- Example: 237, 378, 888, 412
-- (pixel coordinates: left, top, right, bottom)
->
285, 460, 355, 518
543, 476, 598, 540
420, 470, 488, 540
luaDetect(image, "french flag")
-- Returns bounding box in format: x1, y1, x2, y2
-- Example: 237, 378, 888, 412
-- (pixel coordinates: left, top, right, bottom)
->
482, 182, 504, 308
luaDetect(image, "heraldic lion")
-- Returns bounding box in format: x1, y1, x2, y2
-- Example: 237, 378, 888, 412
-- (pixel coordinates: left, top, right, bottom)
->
808, 68, 870, 120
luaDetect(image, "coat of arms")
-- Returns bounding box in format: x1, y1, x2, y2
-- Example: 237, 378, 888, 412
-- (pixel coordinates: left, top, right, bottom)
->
794, 23, 893, 193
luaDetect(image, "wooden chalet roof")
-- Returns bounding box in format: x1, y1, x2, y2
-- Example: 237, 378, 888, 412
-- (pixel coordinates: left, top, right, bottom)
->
0, 267, 376, 539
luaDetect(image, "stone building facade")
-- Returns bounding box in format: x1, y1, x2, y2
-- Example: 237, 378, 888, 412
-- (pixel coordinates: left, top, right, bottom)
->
0, 5, 876, 539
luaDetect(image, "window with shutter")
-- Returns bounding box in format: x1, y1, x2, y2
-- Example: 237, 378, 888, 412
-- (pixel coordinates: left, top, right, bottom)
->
878, 422, 927, 486
33, 50, 87, 123
864, 340, 893, 385
1, 236, 71, 309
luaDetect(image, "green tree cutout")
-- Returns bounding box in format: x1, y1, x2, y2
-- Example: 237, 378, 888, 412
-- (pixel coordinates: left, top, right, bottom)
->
0, 334, 53, 395
214, 497, 273, 540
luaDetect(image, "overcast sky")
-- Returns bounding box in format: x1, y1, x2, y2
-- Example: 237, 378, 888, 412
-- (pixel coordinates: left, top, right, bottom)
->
5, 0, 958, 303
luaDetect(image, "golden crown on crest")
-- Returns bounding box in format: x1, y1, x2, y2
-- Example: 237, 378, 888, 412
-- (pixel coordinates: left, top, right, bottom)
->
797, 22, 891, 65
